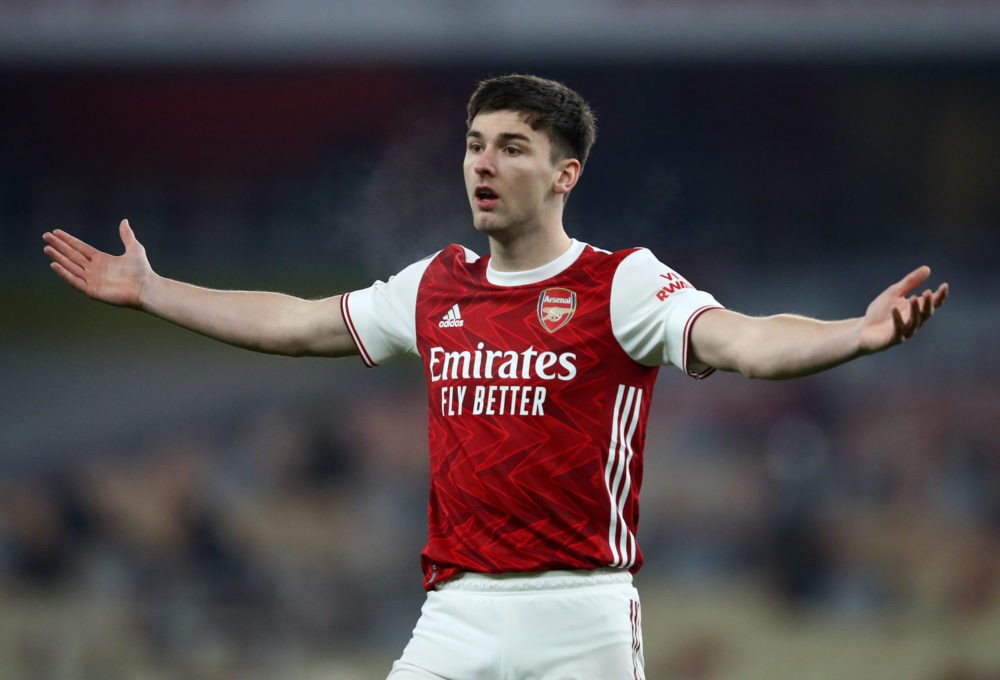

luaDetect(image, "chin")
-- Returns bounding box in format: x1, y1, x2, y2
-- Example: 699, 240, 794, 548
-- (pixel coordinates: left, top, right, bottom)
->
472, 214, 508, 235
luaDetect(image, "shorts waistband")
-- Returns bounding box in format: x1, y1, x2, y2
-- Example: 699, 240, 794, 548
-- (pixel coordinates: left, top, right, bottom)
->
434, 568, 632, 592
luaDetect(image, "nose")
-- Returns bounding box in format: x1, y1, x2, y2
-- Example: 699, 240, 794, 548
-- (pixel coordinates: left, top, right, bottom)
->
472, 147, 496, 177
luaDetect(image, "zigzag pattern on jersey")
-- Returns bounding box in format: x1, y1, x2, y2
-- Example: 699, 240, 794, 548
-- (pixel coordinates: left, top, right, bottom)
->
415, 244, 660, 589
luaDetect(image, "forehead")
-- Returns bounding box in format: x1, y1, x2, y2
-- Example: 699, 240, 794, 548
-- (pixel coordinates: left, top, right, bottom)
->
467, 109, 546, 143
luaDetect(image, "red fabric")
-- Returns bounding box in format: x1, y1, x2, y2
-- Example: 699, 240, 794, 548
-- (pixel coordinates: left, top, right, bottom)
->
415, 244, 660, 589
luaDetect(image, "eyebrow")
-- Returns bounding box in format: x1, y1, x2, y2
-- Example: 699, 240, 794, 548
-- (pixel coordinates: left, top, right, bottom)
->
466, 130, 533, 145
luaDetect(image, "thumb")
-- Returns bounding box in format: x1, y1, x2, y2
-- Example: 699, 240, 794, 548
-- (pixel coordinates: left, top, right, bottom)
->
119, 218, 138, 250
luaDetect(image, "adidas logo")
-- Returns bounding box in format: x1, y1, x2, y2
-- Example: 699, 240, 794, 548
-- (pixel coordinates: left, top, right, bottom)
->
438, 304, 464, 328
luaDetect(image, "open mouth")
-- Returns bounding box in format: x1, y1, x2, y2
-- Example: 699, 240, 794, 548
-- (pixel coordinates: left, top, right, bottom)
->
475, 186, 499, 208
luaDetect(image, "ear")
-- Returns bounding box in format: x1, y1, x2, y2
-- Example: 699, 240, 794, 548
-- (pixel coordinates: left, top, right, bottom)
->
552, 158, 582, 197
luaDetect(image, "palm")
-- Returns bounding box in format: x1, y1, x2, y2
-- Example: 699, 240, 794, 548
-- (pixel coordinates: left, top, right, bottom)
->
42, 219, 150, 308
859, 266, 948, 354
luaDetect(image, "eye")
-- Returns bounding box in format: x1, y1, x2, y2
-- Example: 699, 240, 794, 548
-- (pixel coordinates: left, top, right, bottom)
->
503, 146, 522, 156
467, 141, 483, 153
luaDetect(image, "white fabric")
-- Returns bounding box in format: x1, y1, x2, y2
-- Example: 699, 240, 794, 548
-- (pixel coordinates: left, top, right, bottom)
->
435, 567, 632, 592
387, 571, 645, 680
609, 248, 723, 375
483, 239, 588, 286
340, 249, 463, 365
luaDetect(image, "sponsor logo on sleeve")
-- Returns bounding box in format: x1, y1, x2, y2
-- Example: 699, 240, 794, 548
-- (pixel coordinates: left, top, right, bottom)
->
656, 272, 691, 300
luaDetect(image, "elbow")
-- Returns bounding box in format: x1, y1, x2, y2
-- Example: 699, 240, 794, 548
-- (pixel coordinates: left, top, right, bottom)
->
242, 337, 309, 357
732, 355, 792, 381
737, 358, 818, 381
735, 362, 774, 380
282, 344, 310, 358
738, 365, 766, 380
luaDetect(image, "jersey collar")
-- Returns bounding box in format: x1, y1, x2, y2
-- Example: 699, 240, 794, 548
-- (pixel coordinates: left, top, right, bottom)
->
485, 239, 587, 287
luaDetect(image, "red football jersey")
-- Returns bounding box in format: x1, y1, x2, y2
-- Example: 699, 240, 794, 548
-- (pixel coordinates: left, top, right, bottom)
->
341, 240, 722, 589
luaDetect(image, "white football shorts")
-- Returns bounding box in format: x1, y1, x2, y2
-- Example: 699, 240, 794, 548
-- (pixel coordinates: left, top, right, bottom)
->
387, 569, 645, 680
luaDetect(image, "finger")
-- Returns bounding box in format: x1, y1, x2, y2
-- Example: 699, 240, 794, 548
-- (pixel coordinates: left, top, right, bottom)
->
893, 265, 932, 297
933, 282, 949, 308
912, 291, 930, 324
43, 231, 94, 270
43, 244, 87, 280
48, 229, 98, 261
50, 261, 88, 291
910, 296, 923, 334
51, 228, 98, 258
920, 290, 934, 319
892, 306, 906, 341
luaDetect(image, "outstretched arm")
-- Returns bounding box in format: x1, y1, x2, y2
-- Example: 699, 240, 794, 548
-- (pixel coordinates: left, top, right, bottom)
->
689, 266, 949, 380
42, 219, 358, 358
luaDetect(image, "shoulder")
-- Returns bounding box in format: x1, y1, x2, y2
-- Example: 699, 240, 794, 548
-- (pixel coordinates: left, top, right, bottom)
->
421, 244, 482, 275
418, 244, 485, 287
572, 244, 678, 288
612, 247, 695, 290
386, 244, 481, 286
436, 244, 482, 264
567, 243, 647, 280
577, 242, 645, 261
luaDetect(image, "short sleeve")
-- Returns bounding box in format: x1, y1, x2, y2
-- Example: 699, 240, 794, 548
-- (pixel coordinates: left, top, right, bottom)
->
341, 247, 480, 366
340, 255, 433, 366
610, 249, 724, 378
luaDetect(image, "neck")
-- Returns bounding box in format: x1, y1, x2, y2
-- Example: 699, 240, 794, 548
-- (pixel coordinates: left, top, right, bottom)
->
487, 227, 572, 272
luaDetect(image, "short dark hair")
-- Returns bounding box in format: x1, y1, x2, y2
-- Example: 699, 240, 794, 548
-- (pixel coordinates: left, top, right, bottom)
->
466, 74, 598, 167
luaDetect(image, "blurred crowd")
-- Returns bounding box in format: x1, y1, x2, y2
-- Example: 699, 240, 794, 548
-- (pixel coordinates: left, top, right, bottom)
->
1, 371, 433, 679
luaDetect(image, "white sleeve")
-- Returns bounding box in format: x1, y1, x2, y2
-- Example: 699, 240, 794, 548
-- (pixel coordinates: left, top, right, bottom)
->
340, 254, 434, 367
610, 248, 724, 378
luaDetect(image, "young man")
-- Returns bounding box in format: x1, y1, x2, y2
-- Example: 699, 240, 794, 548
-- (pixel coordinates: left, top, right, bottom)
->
43, 74, 947, 679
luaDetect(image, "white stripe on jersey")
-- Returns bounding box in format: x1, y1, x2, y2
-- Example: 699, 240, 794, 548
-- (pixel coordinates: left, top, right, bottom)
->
605, 384, 643, 569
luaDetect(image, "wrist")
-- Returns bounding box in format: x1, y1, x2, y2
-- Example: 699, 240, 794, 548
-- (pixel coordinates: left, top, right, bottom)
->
137, 271, 161, 312
853, 316, 876, 357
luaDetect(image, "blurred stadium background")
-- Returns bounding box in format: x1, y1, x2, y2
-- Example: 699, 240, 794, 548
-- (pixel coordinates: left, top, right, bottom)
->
2, 1, 999, 678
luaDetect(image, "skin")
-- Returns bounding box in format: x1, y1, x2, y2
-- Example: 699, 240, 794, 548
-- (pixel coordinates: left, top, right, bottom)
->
41, 107, 948, 376
464, 109, 580, 271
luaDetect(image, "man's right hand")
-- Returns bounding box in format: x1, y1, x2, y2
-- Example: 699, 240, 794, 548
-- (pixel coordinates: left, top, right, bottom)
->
43, 219, 151, 309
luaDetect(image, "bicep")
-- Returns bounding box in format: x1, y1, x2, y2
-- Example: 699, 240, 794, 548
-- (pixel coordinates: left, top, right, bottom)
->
688, 308, 759, 374
294, 295, 359, 358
